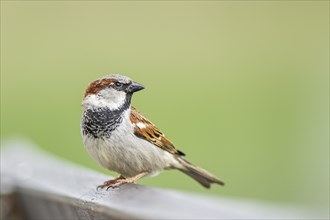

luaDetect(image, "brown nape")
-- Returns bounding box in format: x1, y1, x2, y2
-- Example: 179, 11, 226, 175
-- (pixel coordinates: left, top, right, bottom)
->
84, 78, 115, 98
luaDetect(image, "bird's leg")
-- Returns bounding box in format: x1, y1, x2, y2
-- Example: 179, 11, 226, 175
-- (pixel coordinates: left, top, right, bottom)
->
97, 175, 125, 190
106, 172, 147, 189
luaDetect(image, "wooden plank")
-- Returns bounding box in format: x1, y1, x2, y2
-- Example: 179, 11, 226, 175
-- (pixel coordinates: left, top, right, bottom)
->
0, 139, 322, 219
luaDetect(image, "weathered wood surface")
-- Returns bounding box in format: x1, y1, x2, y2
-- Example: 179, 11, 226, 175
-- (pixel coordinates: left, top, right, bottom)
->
0, 139, 323, 219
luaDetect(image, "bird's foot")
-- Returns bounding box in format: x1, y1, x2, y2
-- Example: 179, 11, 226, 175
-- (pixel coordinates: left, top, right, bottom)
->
104, 172, 147, 189
97, 175, 125, 190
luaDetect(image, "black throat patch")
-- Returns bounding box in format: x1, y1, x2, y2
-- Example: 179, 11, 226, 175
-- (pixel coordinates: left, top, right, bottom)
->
82, 94, 131, 139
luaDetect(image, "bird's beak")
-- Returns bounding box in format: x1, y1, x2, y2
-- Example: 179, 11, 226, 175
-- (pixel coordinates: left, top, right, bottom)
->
126, 82, 145, 93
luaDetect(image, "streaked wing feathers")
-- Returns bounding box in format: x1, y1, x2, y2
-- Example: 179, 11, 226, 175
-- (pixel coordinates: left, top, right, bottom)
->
130, 107, 185, 156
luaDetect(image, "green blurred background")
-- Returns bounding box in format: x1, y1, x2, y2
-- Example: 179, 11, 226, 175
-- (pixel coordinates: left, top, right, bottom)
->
1, 1, 328, 209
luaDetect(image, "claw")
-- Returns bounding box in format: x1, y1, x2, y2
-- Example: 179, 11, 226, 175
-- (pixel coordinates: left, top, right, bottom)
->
97, 172, 147, 190
96, 175, 125, 190
106, 179, 130, 189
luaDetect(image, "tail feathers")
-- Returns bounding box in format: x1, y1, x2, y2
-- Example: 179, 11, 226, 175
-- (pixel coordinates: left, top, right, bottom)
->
178, 158, 224, 188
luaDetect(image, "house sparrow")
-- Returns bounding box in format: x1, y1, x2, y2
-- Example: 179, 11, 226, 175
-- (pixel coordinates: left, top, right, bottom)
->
81, 74, 224, 189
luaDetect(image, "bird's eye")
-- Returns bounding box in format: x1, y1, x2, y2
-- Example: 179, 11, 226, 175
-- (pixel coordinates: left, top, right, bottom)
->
114, 82, 123, 87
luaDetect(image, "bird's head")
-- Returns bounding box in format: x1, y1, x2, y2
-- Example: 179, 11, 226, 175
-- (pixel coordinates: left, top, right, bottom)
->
82, 74, 144, 110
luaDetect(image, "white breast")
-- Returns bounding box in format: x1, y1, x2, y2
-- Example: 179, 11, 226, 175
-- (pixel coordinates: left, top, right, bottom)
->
81, 109, 178, 177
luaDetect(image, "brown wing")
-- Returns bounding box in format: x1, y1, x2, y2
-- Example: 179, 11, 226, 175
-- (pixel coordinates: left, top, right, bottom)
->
130, 107, 185, 156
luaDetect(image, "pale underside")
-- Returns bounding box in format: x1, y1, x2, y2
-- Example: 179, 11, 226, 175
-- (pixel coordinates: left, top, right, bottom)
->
82, 109, 182, 178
